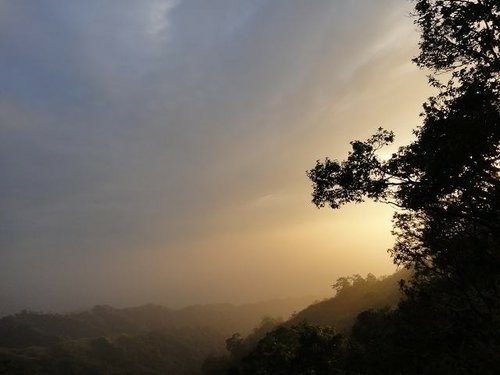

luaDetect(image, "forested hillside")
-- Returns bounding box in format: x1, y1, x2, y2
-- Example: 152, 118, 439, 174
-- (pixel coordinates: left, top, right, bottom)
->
202, 271, 407, 374
0, 328, 224, 375
0, 297, 313, 374
288, 270, 408, 331
0, 297, 313, 348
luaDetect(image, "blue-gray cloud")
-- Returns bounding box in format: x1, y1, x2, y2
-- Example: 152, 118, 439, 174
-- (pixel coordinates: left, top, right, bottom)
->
0, 0, 424, 314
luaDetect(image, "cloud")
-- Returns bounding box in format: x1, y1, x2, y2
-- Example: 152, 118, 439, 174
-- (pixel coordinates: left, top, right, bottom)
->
0, 0, 430, 314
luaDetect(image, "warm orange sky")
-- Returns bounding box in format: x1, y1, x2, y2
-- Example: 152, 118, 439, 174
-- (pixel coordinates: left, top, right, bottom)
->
1, 0, 432, 315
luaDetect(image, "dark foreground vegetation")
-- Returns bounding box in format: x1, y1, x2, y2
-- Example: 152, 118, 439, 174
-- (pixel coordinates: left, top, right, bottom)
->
201, 271, 408, 374
203, 0, 500, 374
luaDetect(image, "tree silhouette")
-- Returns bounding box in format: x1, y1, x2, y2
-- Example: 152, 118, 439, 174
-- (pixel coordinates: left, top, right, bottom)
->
306, 1, 500, 372
412, 0, 499, 77
307, 0, 499, 319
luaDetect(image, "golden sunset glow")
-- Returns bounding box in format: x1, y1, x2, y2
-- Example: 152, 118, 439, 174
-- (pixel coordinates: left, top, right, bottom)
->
2, 1, 431, 314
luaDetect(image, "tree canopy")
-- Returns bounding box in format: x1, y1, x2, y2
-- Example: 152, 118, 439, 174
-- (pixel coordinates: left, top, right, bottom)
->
307, 0, 500, 319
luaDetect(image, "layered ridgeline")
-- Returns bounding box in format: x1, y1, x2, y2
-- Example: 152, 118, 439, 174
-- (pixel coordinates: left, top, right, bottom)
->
0, 297, 313, 374
202, 270, 408, 374
0, 272, 407, 375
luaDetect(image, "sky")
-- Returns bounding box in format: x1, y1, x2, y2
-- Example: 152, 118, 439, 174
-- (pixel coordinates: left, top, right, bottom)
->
0, 0, 432, 316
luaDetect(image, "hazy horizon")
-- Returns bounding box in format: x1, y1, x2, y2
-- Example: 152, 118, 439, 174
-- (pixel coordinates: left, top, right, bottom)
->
0, 294, 322, 318
1, 0, 432, 316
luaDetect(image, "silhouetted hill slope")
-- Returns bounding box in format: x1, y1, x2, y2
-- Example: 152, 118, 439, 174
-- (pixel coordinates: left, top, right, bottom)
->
287, 269, 409, 332
201, 270, 410, 374
0, 297, 314, 349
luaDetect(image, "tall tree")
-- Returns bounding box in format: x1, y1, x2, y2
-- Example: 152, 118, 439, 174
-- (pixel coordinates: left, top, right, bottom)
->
307, 0, 499, 318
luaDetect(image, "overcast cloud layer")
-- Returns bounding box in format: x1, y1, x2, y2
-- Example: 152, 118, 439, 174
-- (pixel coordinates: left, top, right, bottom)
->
0, 0, 431, 315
